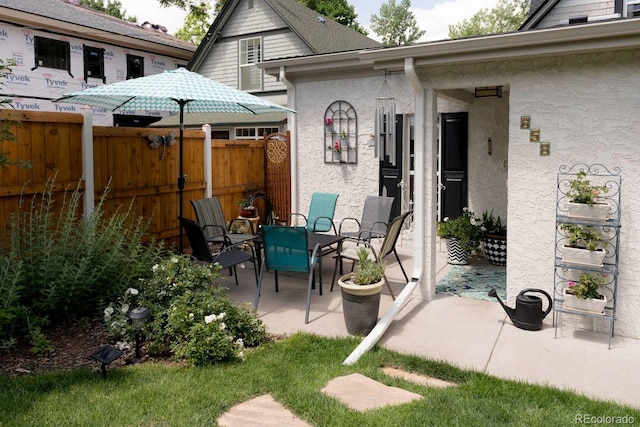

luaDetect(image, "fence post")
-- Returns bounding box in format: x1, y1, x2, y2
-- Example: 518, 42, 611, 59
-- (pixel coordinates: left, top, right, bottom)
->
81, 106, 94, 217
202, 124, 212, 198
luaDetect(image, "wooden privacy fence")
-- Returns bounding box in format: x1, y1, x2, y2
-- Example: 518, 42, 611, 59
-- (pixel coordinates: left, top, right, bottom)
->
0, 111, 290, 248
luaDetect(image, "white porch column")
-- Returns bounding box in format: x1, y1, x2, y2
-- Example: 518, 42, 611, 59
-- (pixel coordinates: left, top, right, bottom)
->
405, 59, 437, 300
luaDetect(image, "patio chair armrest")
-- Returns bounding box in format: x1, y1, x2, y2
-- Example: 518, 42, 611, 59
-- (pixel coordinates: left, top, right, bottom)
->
312, 216, 337, 234
202, 224, 227, 235
357, 222, 387, 241
286, 212, 307, 227
338, 217, 361, 235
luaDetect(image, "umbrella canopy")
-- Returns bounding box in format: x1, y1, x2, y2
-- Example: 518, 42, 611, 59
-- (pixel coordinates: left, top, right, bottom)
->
55, 67, 294, 252
55, 67, 294, 115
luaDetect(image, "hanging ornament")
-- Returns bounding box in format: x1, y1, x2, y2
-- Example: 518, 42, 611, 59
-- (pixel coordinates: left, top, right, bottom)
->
374, 70, 396, 166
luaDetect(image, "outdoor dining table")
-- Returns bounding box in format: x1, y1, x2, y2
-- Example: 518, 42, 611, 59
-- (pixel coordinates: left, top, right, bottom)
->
252, 230, 346, 294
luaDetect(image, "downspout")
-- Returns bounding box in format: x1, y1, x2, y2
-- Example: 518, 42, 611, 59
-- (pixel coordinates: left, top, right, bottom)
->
344, 57, 427, 365
279, 66, 298, 216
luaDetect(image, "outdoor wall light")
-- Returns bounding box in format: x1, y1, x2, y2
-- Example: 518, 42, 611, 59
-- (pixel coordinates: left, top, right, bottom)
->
127, 306, 150, 358
475, 86, 502, 98
487, 137, 492, 155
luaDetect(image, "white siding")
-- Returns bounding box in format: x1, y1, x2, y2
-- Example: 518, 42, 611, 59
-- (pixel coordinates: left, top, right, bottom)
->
198, 1, 312, 93
536, 0, 616, 28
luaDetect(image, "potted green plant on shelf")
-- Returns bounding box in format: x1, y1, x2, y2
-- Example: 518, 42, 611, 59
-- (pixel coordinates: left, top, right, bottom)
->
566, 171, 609, 220
436, 208, 483, 265
237, 198, 257, 218
338, 247, 385, 336
563, 272, 607, 314
560, 223, 606, 267
480, 210, 507, 266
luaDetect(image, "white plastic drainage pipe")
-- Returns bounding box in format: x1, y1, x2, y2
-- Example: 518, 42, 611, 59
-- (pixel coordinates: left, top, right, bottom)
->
279, 66, 299, 216
343, 58, 427, 365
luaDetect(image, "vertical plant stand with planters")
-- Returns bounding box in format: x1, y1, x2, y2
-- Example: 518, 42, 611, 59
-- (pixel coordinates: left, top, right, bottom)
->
552, 163, 621, 348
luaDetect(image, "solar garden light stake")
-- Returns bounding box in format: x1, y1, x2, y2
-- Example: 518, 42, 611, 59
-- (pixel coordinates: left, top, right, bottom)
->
127, 307, 150, 358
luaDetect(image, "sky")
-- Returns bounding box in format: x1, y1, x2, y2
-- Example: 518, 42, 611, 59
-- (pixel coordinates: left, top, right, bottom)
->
118, 0, 500, 42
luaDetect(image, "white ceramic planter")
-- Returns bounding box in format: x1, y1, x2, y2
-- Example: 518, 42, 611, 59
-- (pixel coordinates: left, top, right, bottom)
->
567, 201, 610, 221
562, 246, 606, 267
563, 288, 607, 314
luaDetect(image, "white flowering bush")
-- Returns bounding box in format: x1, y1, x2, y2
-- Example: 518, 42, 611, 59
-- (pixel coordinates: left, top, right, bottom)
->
104, 255, 267, 365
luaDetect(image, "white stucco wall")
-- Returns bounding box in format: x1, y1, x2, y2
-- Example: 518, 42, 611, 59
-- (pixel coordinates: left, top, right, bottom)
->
292, 73, 414, 224
293, 47, 640, 339
422, 49, 640, 338
507, 50, 640, 339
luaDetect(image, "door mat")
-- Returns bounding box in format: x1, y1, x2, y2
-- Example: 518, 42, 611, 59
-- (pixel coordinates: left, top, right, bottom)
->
436, 266, 506, 301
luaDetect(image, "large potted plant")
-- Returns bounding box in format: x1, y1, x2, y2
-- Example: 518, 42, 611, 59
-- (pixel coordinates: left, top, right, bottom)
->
566, 171, 609, 220
560, 223, 606, 267
480, 210, 507, 266
563, 272, 607, 314
338, 247, 385, 336
436, 208, 483, 265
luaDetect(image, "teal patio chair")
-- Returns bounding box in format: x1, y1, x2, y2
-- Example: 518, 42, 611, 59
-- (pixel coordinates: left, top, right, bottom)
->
287, 192, 339, 234
254, 226, 321, 324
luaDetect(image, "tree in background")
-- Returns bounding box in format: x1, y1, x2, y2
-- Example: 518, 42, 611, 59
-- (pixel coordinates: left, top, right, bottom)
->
175, 2, 212, 44
448, 0, 529, 39
162, 0, 367, 44
370, 0, 425, 46
80, 0, 137, 22
299, 0, 367, 35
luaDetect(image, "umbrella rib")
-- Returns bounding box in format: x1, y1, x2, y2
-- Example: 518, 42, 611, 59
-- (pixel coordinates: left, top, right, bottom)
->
110, 96, 138, 111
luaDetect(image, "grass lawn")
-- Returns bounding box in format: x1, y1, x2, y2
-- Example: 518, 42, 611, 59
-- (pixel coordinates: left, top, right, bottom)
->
1, 333, 637, 426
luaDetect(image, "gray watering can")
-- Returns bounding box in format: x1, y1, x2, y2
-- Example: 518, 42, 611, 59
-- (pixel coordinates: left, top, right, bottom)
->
488, 288, 552, 331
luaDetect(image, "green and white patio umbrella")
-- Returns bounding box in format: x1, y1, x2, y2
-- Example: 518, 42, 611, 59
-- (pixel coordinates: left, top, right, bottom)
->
55, 67, 294, 251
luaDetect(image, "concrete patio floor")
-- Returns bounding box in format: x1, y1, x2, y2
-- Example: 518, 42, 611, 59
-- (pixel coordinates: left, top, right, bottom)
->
223, 237, 640, 410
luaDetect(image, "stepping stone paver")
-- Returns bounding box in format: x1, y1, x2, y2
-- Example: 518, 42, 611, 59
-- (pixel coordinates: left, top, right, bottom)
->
217, 394, 312, 427
321, 373, 422, 411
382, 367, 456, 388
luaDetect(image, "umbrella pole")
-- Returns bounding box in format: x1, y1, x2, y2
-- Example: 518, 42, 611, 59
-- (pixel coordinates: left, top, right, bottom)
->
178, 100, 187, 254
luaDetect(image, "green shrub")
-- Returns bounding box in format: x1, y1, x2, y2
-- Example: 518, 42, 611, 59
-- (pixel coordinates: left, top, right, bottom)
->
0, 178, 163, 347
104, 255, 267, 365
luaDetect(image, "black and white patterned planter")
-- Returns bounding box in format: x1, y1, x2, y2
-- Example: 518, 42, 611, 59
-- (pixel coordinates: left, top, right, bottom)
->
445, 238, 469, 265
482, 235, 507, 266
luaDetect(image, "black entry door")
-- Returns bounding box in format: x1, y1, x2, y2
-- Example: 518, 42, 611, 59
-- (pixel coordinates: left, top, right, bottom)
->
379, 114, 403, 218
440, 112, 468, 220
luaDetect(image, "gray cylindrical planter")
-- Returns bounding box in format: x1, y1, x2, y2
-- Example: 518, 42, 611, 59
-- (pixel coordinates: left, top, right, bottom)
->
341, 289, 381, 336
338, 274, 383, 336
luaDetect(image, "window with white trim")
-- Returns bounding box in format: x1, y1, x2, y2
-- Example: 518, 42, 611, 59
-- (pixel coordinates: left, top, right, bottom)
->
627, 0, 640, 16
239, 37, 262, 91
235, 127, 279, 139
